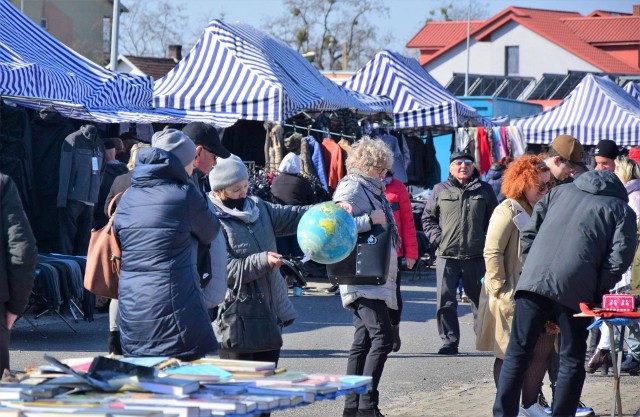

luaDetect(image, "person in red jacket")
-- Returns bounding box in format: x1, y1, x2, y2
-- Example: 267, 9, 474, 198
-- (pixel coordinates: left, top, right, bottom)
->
384, 173, 418, 352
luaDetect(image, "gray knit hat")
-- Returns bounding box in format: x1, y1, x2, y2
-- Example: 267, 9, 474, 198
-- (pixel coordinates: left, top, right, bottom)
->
151, 127, 197, 167
209, 154, 249, 191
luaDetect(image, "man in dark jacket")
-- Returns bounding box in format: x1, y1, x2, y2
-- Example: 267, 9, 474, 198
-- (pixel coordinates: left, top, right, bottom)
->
94, 139, 128, 229
422, 152, 498, 355
493, 170, 637, 417
0, 173, 38, 373
114, 128, 220, 360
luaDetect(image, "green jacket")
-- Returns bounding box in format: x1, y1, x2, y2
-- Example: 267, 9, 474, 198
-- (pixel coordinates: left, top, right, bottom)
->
631, 221, 640, 293
422, 174, 498, 260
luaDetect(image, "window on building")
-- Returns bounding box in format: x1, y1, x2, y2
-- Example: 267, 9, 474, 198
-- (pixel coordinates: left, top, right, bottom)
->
40, 18, 48, 30
505, 46, 519, 76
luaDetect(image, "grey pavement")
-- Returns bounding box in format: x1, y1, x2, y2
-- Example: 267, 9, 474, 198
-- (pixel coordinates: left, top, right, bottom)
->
9, 268, 640, 416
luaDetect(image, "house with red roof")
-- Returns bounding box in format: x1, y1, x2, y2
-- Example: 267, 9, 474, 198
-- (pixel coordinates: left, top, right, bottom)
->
115, 45, 182, 81
406, 5, 640, 104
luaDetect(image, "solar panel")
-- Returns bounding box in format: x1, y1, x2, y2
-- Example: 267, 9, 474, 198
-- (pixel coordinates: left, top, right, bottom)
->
496, 77, 535, 99
526, 74, 565, 100
445, 75, 467, 96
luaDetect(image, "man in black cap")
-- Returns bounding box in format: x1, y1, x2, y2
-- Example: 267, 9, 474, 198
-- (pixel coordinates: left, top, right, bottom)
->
182, 122, 231, 195
594, 139, 619, 172
422, 152, 498, 355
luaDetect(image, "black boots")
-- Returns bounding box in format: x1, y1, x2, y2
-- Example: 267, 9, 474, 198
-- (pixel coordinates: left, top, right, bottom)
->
108, 330, 122, 355
585, 348, 611, 375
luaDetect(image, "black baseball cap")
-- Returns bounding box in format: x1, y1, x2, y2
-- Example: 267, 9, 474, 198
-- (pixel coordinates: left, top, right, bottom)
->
450, 151, 474, 163
182, 122, 231, 159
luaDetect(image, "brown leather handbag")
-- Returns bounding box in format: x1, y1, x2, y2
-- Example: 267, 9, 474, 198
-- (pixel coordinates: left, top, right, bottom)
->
84, 192, 123, 299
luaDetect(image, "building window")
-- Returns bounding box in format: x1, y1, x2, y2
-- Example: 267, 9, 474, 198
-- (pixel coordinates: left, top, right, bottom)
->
40, 18, 48, 30
505, 46, 519, 76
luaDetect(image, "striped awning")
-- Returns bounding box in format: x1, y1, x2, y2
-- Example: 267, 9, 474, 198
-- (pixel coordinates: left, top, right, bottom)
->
624, 82, 640, 101
153, 20, 393, 121
0, 1, 153, 111
342, 49, 487, 128
512, 74, 640, 145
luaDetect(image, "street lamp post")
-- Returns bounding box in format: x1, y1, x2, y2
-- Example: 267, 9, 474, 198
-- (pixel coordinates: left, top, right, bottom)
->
464, 0, 471, 96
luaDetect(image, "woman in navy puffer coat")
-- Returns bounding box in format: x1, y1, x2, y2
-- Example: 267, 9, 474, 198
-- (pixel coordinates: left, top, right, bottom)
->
114, 140, 220, 360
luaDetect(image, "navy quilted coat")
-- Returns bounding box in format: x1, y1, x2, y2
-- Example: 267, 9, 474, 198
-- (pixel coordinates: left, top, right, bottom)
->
114, 148, 220, 359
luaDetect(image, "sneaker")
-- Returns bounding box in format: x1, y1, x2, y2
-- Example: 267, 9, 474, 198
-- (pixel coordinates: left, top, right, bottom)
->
437, 345, 459, 355
621, 355, 640, 373
461, 294, 470, 303
575, 402, 594, 417
356, 407, 385, 417
518, 403, 548, 417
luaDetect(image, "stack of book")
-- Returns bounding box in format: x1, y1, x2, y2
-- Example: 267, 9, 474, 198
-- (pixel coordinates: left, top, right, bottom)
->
0, 354, 371, 417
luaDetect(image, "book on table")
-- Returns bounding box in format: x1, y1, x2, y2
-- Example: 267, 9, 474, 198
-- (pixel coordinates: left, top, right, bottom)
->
136, 377, 200, 395
164, 364, 232, 382
191, 358, 275, 372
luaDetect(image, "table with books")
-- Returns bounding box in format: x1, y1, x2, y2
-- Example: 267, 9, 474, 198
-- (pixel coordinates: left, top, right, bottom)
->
0, 354, 372, 416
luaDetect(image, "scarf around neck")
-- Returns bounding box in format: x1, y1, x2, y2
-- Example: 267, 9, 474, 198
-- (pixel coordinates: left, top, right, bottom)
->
209, 194, 260, 224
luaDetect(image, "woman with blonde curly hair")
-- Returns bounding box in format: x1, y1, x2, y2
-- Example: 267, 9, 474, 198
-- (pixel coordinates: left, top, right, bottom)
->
333, 136, 400, 417
476, 154, 554, 416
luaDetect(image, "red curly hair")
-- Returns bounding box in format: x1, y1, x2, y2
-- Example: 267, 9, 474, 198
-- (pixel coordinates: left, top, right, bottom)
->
501, 155, 549, 201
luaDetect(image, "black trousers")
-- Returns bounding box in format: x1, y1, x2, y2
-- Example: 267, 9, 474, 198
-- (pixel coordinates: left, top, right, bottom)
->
493, 292, 591, 417
345, 298, 393, 410
58, 200, 94, 256
0, 303, 8, 373
435, 257, 483, 347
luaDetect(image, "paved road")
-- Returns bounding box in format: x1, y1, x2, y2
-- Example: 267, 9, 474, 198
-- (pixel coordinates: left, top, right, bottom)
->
9, 269, 640, 416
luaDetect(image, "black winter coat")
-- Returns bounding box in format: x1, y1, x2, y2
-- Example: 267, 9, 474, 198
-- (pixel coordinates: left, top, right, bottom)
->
95, 161, 128, 229
517, 170, 637, 311
0, 174, 38, 315
271, 173, 316, 206
114, 148, 220, 359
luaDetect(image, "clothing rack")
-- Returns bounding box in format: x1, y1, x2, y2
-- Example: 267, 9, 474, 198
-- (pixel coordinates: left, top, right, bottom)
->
281, 123, 357, 140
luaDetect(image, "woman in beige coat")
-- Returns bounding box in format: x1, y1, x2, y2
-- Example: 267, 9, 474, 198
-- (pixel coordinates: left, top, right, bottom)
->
476, 155, 554, 416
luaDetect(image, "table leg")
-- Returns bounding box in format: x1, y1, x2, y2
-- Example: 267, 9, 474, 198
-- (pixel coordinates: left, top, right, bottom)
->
607, 322, 622, 417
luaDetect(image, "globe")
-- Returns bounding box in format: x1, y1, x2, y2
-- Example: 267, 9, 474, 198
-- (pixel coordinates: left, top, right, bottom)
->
297, 202, 357, 264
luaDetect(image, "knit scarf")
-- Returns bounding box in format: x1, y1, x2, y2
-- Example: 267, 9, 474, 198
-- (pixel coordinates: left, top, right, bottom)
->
209, 194, 260, 224
348, 168, 400, 246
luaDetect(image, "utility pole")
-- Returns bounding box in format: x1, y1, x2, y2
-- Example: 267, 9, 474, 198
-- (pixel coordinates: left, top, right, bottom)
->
464, 0, 471, 96
109, 0, 120, 71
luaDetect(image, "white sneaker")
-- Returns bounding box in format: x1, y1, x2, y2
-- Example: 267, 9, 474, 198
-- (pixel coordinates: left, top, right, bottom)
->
519, 403, 549, 417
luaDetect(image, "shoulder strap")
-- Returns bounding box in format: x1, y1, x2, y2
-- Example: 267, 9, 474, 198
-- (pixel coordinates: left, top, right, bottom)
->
107, 191, 125, 218
218, 223, 243, 292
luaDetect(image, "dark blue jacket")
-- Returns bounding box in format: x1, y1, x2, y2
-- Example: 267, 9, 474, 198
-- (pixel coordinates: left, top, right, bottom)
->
114, 148, 220, 359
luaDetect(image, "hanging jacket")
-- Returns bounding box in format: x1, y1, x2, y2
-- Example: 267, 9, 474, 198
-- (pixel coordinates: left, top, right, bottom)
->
114, 148, 219, 359
384, 178, 418, 259
57, 125, 105, 207
517, 170, 636, 311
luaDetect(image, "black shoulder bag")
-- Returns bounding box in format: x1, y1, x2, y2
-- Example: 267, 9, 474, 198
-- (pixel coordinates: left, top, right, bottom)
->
326, 188, 393, 285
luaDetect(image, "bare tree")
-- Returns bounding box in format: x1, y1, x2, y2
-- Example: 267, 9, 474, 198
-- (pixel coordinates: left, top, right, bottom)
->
426, 1, 490, 22
119, 0, 189, 57
265, 0, 391, 71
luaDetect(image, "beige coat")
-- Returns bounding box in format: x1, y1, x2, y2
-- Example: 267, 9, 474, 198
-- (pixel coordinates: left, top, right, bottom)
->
476, 199, 532, 359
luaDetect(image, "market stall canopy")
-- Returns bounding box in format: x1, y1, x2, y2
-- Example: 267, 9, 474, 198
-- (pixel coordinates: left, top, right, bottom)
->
153, 19, 393, 122
0, 0, 152, 109
512, 74, 640, 146
342, 49, 488, 129
623, 82, 640, 101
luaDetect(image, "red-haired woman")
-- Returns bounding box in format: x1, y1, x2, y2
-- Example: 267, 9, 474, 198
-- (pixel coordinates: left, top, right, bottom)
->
476, 155, 554, 416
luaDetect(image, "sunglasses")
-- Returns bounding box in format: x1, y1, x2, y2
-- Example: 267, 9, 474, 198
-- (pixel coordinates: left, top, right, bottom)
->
537, 181, 552, 193
451, 159, 473, 166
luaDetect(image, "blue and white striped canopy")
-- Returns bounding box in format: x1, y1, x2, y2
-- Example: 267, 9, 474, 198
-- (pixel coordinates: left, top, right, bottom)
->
512, 74, 640, 145
0, 0, 153, 110
342, 50, 487, 128
624, 82, 640, 101
154, 19, 393, 121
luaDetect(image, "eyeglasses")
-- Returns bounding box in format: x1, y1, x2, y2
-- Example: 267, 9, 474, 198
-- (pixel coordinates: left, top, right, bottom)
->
537, 181, 552, 193
451, 159, 473, 166
373, 166, 388, 175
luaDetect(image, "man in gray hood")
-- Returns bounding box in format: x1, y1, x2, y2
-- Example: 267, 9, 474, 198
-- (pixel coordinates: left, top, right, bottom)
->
493, 170, 637, 417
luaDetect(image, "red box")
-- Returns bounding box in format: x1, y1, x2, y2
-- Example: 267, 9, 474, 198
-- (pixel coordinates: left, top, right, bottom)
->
602, 294, 636, 312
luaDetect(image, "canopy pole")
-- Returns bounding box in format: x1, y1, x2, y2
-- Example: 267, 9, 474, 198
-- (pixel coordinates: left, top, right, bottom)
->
109, 0, 120, 71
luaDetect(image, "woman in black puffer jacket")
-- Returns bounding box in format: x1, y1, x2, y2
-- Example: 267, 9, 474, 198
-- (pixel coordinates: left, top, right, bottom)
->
114, 128, 220, 360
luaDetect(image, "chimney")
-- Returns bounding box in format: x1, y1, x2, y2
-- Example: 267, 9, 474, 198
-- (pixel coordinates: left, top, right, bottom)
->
168, 45, 182, 61
634, 5, 640, 15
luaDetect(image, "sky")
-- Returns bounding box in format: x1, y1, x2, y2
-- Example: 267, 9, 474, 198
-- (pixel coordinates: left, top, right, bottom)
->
182, 0, 637, 54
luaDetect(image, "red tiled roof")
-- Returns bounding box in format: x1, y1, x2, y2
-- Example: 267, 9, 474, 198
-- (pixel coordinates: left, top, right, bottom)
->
406, 20, 484, 48
587, 10, 631, 17
124, 56, 177, 80
408, 6, 640, 75
562, 16, 640, 44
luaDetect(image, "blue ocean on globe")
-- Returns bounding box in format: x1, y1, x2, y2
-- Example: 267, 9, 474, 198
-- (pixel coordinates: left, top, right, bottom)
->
297, 202, 357, 264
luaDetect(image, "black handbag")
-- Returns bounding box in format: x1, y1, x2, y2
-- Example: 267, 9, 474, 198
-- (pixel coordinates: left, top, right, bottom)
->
213, 276, 283, 353
326, 188, 393, 285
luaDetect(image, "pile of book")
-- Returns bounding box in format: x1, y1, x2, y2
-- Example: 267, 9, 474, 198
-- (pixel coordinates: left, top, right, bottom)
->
0, 354, 371, 417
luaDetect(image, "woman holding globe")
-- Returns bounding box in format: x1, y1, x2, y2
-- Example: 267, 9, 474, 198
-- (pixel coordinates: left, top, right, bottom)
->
332, 136, 399, 417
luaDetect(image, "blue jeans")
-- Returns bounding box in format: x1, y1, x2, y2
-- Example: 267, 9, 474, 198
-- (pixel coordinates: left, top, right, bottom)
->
494, 292, 591, 417
345, 298, 393, 410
